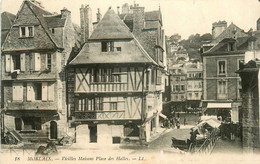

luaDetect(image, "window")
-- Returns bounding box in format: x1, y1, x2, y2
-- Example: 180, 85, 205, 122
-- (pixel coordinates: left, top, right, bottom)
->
110, 102, 117, 110
181, 85, 185, 91
238, 60, 244, 70
218, 80, 228, 99
151, 69, 155, 84
19, 26, 34, 37
22, 117, 41, 130
93, 69, 99, 82
13, 55, 21, 70
189, 93, 192, 98
116, 47, 121, 52
195, 92, 199, 98
218, 60, 226, 75
228, 43, 234, 51
51, 28, 55, 34
101, 41, 114, 52
47, 53, 52, 70
34, 83, 42, 100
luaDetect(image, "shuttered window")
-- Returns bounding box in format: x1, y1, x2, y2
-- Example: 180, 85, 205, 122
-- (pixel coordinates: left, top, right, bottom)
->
12, 83, 23, 101
27, 82, 54, 101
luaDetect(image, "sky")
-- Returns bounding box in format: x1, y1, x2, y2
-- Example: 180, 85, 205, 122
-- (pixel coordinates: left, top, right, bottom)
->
1, 0, 260, 39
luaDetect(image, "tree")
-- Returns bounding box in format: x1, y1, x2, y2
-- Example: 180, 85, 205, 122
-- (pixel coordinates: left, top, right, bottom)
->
169, 33, 181, 43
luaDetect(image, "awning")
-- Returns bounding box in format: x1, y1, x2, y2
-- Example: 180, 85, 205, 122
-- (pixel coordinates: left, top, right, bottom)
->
207, 102, 232, 109
159, 113, 167, 119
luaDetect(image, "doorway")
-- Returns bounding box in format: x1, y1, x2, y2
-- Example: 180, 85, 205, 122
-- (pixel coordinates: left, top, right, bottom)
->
89, 125, 97, 143
50, 121, 57, 139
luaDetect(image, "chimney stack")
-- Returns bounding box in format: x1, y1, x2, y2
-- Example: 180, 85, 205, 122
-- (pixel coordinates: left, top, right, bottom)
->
117, 6, 120, 15
212, 21, 227, 39
132, 4, 145, 36
96, 8, 102, 22
61, 7, 71, 19
80, 4, 93, 44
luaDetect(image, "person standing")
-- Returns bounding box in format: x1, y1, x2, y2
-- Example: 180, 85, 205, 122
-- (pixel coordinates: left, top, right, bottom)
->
184, 116, 186, 126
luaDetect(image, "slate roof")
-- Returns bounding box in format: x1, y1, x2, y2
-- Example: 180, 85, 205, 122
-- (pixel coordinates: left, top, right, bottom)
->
89, 9, 133, 40
203, 36, 252, 55
26, 0, 61, 48
1, 12, 16, 45
44, 15, 66, 28
211, 23, 248, 45
2, 0, 66, 51
70, 8, 157, 65
1, 11, 16, 30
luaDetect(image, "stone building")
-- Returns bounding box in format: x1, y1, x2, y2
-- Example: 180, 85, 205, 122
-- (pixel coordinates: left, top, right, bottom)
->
186, 62, 203, 110
201, 23, 256, 122
168, 64, 187, 112
1, 0, 78, 141
67, 4, 165, 145
238, 59, 260, 153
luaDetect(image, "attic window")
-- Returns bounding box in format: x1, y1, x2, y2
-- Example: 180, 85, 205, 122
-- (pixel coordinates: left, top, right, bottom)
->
101, 41, 114, 52
19, 26, 34, 38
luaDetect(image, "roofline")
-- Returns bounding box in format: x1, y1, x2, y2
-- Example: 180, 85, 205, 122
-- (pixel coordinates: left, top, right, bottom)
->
88, 38, 133, 41
202, 50, 246, 56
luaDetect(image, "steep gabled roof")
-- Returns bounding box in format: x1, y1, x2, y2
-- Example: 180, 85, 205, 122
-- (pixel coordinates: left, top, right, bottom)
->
69, 8, 157, 66
1, 11, 16, 30
211, 23, 248, 45
2, 0, 63, 51
25, 0, 61, 48
89, 8, 133, 40
1, 11, 16, 45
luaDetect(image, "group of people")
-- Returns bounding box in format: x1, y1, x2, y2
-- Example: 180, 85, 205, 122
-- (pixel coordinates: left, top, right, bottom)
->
220, 121, 241, 141
162, 112, 187, 129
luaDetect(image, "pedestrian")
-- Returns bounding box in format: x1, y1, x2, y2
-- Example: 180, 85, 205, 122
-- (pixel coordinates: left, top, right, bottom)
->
184, 116, 186, 126
176, 120, 180, 129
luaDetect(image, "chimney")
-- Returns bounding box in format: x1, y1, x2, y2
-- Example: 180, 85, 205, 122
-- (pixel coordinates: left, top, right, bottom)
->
80, 4, 93, 44
96, 8, 102, 22
61, 7, 71, 19
212, 20, 227, 39
132, 4, 145, 36
117, 6, 120, 15
121, 3, 130, 14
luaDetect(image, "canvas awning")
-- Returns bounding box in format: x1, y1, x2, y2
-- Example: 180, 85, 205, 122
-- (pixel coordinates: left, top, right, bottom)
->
207, 103, 232, 109
159, 113, 167, 119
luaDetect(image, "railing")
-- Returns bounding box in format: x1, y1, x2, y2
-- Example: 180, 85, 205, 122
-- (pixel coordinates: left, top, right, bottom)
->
195, 128, 219, 154
75, 110, 125, 120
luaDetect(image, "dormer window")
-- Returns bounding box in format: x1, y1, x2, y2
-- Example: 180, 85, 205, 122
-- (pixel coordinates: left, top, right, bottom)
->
19, 26, 34, 38
101, 41, 114, 52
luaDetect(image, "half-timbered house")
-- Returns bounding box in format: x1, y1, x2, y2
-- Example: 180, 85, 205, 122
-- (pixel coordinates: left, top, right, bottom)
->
67, 6, 165, 145
1, 0, 78, 141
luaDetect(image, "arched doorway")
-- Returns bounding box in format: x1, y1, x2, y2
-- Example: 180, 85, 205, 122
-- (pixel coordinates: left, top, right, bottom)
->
50, 121, 57, 139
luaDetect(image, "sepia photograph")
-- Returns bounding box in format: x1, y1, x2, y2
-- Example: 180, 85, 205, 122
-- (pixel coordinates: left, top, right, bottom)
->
0, 0, 260, 163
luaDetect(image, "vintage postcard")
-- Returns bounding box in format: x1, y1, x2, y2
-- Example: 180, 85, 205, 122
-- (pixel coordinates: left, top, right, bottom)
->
1, 0, 260, 163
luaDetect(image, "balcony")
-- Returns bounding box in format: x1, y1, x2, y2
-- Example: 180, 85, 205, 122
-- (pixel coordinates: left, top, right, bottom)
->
74, 110, 125, 120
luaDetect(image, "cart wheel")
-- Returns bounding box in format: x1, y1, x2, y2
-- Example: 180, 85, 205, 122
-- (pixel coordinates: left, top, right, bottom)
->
5, 134, 17, 145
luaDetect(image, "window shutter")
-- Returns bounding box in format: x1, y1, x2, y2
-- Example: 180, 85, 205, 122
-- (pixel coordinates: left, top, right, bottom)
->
13, 83, 23, 101
25, 27, 29, 37
48, 82, 54, 101
20, 53, 26, 71
34, 53, 41, 71
5, 54, 11, 72
42, 82, 48, 101
27, 83, 33, 101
